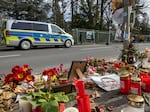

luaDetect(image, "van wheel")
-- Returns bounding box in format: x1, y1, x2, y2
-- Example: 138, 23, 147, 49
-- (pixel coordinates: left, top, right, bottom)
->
64, 40, 72, 48
20, 40, 31, 50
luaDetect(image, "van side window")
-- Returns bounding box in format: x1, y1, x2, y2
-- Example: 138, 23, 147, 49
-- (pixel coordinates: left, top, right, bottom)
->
33, 23, 48, 32
51, 25, 64, 34
12, 22, 33, 30
12, 22, 48, 32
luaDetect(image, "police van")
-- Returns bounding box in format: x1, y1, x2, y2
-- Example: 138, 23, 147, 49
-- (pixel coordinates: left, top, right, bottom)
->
1, 19, 74, 50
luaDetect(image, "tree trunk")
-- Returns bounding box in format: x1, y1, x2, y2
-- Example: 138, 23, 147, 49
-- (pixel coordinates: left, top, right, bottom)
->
87, 0, 94, 28
100, 0, 104, 30
71, 0, 74, 26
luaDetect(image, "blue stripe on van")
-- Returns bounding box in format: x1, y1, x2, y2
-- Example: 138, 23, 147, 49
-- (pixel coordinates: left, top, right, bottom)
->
61, 36, 68, 39
46, 38, 49, 41
9, 31, 33, 37
54, 38, 58, 41
8, 31, 70, 42
34, 38, 40, 41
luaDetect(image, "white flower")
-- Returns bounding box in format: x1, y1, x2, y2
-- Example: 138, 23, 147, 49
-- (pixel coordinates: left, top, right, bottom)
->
42, 75, 48, 82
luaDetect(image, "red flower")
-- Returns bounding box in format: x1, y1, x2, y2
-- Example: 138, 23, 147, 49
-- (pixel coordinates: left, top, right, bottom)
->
4, 73, 14, 83
114, 62, 123, 69
4, 64, 35, 89
23, 64, 29, 72
42, 70, 49, 75
14, 73, 25, 81
26, 75, 35, 82
47, 69, 55, 77
12, 65, 23, 73
114, 63, 119, 68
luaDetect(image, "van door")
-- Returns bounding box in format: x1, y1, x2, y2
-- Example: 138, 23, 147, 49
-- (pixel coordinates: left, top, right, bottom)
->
32, 23, 50, 45
50, 24, 65, 45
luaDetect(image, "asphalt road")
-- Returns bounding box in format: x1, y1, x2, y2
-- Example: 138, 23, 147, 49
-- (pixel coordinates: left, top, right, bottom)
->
0, 43, 149, 75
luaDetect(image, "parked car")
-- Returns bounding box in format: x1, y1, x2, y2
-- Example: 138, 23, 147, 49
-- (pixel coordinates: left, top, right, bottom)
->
1, 19, 74, 50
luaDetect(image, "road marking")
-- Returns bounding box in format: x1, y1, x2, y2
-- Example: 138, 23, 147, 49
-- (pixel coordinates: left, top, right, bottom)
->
80, 46, 110, 50
0, 54, 21, 58
59, 48, 64, 50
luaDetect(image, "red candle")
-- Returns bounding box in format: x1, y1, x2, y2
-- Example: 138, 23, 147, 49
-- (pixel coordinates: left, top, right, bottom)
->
130, 77, 141, 95
76, 94, 91, 112
76, 95, 84, 112
32, 106, 43, 112
120, 72, 131, 94
59, 103, 65, 112
75, 80, 85, 96
82, 94, 91, 112
141, 77, 150, 92
139, 72, 149, 82
139, 69, 149, 79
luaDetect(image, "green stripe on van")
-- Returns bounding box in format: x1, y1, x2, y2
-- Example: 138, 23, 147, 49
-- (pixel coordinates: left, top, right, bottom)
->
29, 37, 35, 42
40, 38, 46, 42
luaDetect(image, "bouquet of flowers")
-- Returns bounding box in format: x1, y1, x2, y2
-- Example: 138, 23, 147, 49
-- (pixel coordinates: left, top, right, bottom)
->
4, 64, 35, 91
41, 64, 69, 86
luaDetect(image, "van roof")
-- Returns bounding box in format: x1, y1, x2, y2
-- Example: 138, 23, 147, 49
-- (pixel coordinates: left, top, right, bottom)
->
7, 19, 54, 25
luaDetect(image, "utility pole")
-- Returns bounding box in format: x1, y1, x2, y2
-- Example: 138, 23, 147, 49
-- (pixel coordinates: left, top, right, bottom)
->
123, 0, 131, 50
123, 0, 136, 49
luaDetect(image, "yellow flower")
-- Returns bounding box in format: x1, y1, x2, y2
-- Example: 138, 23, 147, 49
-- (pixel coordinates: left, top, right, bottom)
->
37, 76, 43, 83
51, 75, 56, 81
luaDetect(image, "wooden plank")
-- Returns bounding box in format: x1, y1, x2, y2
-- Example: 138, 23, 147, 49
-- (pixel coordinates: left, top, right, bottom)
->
68, 61, 87, 81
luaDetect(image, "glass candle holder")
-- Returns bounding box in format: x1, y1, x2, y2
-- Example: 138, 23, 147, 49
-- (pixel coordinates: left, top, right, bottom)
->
121, 94, 144, 112
120, 71, 131, 94
130, 77, 141, 95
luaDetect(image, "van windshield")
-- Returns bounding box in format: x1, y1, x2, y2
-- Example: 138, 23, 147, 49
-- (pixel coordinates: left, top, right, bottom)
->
51, 24, 65, 34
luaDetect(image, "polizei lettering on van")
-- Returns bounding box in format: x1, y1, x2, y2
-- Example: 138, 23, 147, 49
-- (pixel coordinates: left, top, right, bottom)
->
2, 19, 74, 50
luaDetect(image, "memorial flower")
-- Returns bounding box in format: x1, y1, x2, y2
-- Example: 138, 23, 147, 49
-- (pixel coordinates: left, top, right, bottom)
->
4, 73, 14, 83
4, 64, 35, 88
41, 64, 69, 85
42, 68, 57, 82
26, 75, 35, 82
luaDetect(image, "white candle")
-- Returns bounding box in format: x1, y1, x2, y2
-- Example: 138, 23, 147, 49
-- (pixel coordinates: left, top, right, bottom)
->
18, 95, 32, 112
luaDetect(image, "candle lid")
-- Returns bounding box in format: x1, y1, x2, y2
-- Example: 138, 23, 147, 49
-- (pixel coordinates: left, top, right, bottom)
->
140, 69, 149, 73
120, 71, 130, 77
131, 77, 141, 82
59, 77, 68, 80
64, 107, 79, 112
127, 94, 144, 103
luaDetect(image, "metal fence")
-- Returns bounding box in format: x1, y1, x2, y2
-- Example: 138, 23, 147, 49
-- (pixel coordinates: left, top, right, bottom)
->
132, 34, 150, 42
72, 28, 114, 45
71, 28, 150, 45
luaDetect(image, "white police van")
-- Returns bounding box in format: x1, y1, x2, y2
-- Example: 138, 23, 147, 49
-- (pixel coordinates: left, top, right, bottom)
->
1, 19, 74, 50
